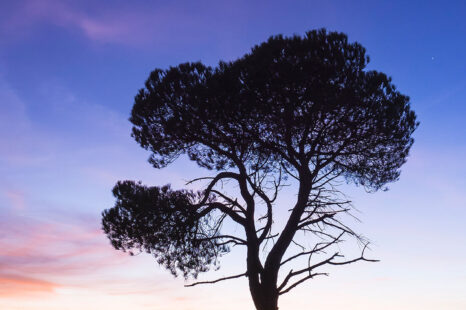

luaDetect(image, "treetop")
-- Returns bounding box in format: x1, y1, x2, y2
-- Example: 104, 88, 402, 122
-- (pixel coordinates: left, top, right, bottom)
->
130, 28, 417, 190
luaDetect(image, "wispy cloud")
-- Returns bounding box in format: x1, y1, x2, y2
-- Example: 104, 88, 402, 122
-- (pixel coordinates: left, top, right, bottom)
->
0, 205, 142, 298
0, 76, 127, 297
1, 0, 221, 47
0, 206, 193, 303
0, 75, 186, 300
3, 0, 143, 44
0, 274, 58, 297
1, 210, 114, 268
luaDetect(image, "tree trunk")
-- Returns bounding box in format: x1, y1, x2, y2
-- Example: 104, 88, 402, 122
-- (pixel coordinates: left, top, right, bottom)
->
249, 279, 279, 310
248, 266, 279, 310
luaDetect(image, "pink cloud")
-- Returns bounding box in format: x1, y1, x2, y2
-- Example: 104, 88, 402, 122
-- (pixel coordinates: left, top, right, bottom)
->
0, 207, 190, 302
0, 211, 133, 296
3, 0, 141, 44
1, 0, 210, 46
0, 274, 58, 297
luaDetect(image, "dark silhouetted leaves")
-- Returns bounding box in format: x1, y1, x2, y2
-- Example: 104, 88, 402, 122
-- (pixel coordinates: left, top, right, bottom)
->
102, 181, 228, 278
130, 29, 417, 190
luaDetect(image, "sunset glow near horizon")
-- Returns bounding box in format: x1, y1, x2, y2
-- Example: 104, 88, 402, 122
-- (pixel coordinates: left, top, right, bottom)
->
1, 0, 465, 309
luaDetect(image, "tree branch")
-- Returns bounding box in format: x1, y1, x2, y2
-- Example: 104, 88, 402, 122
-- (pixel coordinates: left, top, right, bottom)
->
198, 202, 246, 226
279, 272, 328, 295
280, 232, 345, 266
197, 234, 247, 246
184, 272, 247, 287
296, 213, 336, 230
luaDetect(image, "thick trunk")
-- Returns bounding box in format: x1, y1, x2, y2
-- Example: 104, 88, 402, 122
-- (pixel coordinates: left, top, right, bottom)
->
246, 242, 279, 310
249, 279, 279, 310
255, 295, 279, 310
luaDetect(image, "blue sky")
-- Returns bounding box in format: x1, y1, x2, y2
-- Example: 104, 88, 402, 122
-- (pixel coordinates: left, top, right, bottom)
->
0, 0, 465, 309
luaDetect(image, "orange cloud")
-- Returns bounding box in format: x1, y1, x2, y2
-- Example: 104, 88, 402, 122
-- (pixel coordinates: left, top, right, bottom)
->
0, 211, 130, 291
0, 274, 58, 297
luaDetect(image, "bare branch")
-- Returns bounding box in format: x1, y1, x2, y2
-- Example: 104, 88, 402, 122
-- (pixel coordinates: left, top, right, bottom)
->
211, 190, 247, 214
281, 232, 345, 266
279, 272, 328, 295
197, 234, 247, 245
278, 252, 340, 292
194, 171, 240, 206
278, 242, 378, 295
244, 171, 275, 244
328, 243, 379, 265
184, 272, 247, 287
297, 213, 336, 230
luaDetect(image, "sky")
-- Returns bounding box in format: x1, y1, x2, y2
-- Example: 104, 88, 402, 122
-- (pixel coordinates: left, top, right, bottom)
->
0, 0, 465, 309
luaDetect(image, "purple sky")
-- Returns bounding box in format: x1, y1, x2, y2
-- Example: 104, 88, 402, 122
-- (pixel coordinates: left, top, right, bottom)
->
1, 0, 465, 309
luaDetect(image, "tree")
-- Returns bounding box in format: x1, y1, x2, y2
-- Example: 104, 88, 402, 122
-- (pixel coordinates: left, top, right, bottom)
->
102, 29, 418, 310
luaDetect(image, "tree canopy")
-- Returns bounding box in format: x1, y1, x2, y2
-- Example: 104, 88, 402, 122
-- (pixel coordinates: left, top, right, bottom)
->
102, 29, 418, 310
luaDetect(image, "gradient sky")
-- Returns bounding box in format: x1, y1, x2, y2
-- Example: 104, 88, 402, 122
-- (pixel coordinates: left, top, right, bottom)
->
1, 0, 465, 309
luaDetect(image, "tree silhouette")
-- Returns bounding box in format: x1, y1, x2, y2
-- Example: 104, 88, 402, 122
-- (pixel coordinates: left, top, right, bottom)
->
102, 29, 418, 310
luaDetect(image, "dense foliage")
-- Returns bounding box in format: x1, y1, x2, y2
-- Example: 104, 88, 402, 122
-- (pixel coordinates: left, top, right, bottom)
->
102, 181, 227, 278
